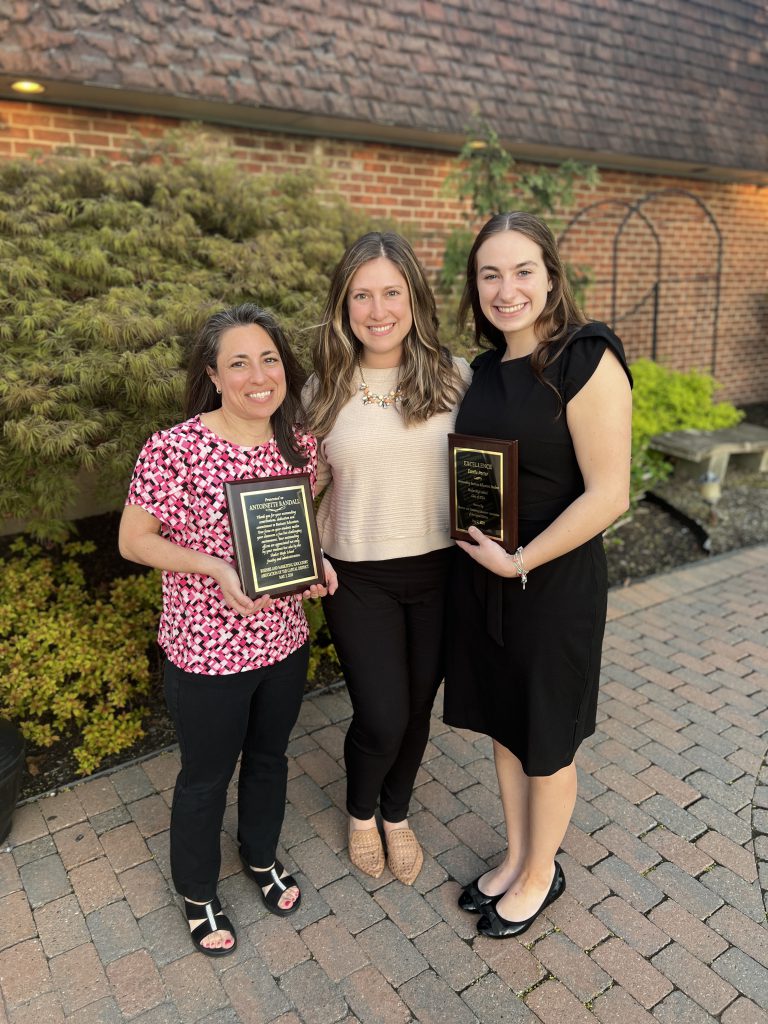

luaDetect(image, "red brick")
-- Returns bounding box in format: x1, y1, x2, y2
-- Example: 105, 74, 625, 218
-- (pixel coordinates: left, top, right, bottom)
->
651, 901, 729, 962
0, 97, 763, 402
37, 790, 86, 833
593, 895, 668, 957
592, 985, 657, 1024
696, 831, 758, 882
651, 942, 739, 1015
0, 854, 20, 898
300, 916, 368, 982
249, 916, 310, 976
707, 905, 768, 970
526, 979, 594, 1023
48, 943, 109, 1013
106, 950, 165, 1017
100, 823, 151, 873
33, 894, 90, 957
559, 822, 609, 867
721, 996, 768, 1023
591, 937, 674, 1008
636, 766, 700, 807
644, 828, 713, 876
5, 991, 65, 1024
7, 803, 48, 844
534, 933, 611, 1002
0, 889, 36, 953
118, 859, 171, 919
69, 856, 123, 914
127, 795, 170, 837
0, 938, 51, 1008
544, 890, 610, 950
73, 778, 122, 817
341, 965, 411, 1024
52, 823, 103, 869
141, 751, 180, 792
594, 764, 655, 804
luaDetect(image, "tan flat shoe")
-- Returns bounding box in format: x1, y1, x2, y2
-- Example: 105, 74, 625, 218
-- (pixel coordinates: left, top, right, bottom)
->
349, 827, 385, 878
385, 827, 424, 885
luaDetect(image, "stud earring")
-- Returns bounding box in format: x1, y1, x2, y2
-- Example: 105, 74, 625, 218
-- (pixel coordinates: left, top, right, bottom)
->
216, 386, 222, 394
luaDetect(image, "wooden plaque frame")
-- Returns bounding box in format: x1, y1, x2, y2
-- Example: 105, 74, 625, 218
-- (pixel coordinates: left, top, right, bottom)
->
449, 433, 519, 552
225, 474, 325, 598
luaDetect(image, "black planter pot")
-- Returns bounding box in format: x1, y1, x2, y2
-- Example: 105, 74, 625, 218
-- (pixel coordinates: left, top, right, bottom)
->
0, 719, 25, 842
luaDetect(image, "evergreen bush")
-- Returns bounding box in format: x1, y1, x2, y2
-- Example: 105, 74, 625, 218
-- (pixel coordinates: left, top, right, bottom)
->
0, 130, 375, 540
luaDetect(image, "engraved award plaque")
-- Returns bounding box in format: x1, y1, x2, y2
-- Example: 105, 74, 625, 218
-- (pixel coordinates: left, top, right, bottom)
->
225, 474, 325, 598
449, 434, 519, 551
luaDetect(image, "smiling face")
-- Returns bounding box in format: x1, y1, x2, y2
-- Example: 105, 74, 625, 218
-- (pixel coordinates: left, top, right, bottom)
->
475, 230, 552, 356
346, 256, 413, 368
207, 323, 287, 426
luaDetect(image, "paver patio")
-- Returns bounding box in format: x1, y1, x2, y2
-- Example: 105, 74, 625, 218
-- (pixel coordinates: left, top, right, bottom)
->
2, 545, 767, 1023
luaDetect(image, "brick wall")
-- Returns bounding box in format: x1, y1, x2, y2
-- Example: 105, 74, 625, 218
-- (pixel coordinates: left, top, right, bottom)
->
2, 99, 766, 405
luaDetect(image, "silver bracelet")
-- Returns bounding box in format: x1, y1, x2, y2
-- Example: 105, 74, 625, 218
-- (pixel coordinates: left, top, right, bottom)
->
511, 546, 528, 589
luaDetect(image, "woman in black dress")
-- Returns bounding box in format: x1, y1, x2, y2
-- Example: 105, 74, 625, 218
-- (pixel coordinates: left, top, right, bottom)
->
444, 213, 632, 938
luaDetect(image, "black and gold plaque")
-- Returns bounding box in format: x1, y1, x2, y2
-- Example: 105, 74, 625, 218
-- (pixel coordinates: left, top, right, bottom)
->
449, 434, 519, 552
225, 474, 325, 598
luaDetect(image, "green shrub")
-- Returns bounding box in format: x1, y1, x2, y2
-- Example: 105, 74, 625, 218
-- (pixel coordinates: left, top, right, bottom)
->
0, 534, 338, 778
0, 129, 377, 540
0, 540, 161, 775
629, 358, 744, 508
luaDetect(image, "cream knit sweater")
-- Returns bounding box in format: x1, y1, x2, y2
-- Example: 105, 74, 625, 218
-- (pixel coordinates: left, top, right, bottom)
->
304, 359, 472, 562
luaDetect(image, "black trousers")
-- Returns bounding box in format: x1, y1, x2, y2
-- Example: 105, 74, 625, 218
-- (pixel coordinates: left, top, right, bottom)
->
163, 643, 308, 902
322, 548, 452, 822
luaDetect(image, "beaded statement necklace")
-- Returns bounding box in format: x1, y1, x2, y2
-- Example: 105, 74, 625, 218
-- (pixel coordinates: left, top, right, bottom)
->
358, 359, 403, 408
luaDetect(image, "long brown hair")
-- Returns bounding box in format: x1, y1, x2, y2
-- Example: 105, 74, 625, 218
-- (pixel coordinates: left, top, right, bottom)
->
307, 232, 461, 437
184, 304, 308, 467
458, 212, 587, 384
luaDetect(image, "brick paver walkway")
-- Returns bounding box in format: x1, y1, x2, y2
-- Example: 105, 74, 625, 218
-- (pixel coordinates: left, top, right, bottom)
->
2, 546, 767, 1023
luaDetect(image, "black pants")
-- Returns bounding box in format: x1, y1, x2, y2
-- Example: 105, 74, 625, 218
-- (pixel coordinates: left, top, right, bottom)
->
322, 548, 452, 822
163, 643, 309, 902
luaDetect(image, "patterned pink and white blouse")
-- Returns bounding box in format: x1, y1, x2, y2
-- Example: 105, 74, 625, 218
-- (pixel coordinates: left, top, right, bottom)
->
126, 416, 317, 675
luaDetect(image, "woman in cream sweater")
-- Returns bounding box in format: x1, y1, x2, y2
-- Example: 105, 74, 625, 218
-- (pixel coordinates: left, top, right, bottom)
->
304, 232, 471, 884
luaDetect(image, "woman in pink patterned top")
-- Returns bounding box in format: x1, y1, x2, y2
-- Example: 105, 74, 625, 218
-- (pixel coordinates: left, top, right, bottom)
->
119, 305, 337, 957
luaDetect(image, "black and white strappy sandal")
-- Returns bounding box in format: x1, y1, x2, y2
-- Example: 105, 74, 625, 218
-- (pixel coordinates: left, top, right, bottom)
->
240, 856, 302, 916
184, 896, 237, 957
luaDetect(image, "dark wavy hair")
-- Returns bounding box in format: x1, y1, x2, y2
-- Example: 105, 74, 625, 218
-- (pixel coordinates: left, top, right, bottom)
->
458, 212, 587, 385
184, 303, 308, 467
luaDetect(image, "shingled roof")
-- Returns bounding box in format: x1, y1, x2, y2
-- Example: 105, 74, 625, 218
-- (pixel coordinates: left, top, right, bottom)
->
1, 0, 766, 179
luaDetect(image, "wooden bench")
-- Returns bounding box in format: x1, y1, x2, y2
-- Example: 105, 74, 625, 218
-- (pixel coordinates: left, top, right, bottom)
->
649, 423, 768, 482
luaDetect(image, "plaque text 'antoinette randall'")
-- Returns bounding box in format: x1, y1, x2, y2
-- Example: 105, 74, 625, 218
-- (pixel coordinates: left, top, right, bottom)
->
226, 474, 325, 598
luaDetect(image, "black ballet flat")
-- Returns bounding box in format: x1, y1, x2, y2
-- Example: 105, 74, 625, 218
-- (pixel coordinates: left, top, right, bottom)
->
477, 861, 565, 939
458, 875, 502, 914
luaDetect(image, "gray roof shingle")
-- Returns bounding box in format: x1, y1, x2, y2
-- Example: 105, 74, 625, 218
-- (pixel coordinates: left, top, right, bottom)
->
1, 0, 765, 172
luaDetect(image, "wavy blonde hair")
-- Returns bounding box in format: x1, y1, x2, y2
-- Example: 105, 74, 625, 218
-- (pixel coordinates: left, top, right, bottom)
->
306, 232, 461, 437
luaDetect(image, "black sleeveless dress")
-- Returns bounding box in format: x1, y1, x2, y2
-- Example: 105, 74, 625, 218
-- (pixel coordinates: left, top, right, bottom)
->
443, 323, 632, 776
